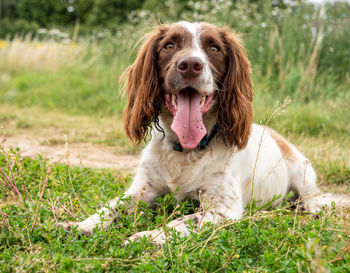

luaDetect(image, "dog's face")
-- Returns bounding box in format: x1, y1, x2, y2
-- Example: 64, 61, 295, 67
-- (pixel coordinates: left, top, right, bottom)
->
157, 22, 228, 148
123, 21, 253, 150
158, 22, 227, 97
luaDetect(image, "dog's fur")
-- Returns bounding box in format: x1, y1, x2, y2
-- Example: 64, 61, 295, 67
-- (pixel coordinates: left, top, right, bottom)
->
60, 22, 350, 245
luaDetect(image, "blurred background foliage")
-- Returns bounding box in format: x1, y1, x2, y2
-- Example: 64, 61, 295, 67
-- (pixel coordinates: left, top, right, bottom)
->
0, 0, 349, 138
1, 0, 349, 83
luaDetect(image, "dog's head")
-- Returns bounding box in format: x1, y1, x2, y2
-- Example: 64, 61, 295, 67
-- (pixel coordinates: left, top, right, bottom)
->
122, 21, 253, 150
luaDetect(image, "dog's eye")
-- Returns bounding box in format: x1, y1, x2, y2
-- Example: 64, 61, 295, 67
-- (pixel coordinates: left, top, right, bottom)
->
209, 46, 219, 53
164, 42, 175, 51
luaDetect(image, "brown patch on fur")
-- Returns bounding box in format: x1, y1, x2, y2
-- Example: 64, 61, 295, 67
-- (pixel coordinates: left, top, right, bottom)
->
199, 24, 227, 82
121, 26, 168, 144
243, 178, 251, 191
267, 128, 295, 158
213, 171, 225, 177
158, 25, 194, 89
216, 28, 253, 150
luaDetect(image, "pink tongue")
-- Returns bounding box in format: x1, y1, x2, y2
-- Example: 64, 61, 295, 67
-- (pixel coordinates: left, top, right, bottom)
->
171, 90, 206, 149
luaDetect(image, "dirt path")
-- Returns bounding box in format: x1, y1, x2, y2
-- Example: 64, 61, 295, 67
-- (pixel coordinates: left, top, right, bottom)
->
4, 135, 139, 172
3, 135, 350, 193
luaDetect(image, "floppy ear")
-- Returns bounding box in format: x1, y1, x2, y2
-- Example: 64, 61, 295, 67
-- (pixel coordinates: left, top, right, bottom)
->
217, 29, 253, 150
122, 27, 165, 144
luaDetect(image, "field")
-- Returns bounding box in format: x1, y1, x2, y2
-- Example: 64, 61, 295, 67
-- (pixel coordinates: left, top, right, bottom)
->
1, 1, 350, 272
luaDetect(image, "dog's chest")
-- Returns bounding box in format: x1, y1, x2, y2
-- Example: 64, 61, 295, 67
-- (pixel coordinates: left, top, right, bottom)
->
152, 145, 229, 198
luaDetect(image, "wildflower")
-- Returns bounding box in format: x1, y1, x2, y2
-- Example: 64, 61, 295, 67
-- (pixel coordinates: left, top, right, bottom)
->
0, 40, 7, 49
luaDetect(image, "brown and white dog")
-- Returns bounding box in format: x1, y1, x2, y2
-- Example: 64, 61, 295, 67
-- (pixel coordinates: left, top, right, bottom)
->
60, 21, 350, 245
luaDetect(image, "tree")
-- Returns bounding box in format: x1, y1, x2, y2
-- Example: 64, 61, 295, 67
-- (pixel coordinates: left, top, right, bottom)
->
0, 0, 20, 21
17, 0, 75, 27
88, 0, 145, 27
72, 0, 95, 24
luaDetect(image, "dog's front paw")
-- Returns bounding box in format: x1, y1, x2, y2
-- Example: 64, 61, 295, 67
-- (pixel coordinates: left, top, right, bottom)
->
57, 221, 94, 236
123, 230, 166, 246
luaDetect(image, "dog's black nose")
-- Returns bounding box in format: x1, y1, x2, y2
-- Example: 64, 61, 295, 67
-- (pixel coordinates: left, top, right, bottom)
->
177, 57, 203, 79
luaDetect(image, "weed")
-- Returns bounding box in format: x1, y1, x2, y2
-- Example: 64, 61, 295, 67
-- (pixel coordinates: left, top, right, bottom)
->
1, 147, 350, 272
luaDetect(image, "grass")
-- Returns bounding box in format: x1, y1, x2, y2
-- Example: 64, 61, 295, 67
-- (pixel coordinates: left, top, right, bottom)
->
0, 1, 350, 271
0, 148, 350, 272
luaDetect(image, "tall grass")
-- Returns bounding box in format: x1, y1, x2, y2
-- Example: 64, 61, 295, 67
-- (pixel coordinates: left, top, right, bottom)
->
0, 1, 349, 130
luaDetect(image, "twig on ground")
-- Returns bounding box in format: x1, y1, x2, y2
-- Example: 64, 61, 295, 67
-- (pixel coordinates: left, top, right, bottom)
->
31, 161, 58, 231
61, 203, 77, 218
0, 134, 24, 202
64, 134, 89, 216
45, 190, 59, 223
330, 244, 350, 263
133, 185, 147, 230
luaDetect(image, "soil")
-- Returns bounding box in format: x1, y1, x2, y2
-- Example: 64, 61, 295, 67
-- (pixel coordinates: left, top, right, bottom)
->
3, 135, 139, 172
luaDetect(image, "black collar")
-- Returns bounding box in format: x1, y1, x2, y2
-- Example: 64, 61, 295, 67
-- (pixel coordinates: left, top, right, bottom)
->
172, 123, 218, 152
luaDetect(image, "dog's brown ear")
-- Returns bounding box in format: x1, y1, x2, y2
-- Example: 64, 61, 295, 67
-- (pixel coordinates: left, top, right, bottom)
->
121, 27, 166, 144
217, 28, 253, 150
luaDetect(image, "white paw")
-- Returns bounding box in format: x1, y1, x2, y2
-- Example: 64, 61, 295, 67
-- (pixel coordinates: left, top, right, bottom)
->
301, 202, 323, 214
57, 221, 94, 236
123, 230, 166, 246
301, 193, 341, 213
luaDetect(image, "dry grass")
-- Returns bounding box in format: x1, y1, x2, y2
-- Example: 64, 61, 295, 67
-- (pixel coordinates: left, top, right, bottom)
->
0, 104, 141, 155
0, 37, 89, 71
295, 135, 350, 192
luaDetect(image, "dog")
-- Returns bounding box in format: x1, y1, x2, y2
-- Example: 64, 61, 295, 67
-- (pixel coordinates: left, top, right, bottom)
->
59, 21, 350, 245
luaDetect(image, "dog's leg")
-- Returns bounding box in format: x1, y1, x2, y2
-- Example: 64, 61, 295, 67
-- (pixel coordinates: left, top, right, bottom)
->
58, 195, 126, 236
287, 154, 350, 212
288, 156, 319, 198
126, 172, 244, 245
58, 166, 169, 235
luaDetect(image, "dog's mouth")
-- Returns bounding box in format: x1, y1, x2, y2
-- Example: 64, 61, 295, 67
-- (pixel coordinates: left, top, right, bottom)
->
165, 87, 214, 149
